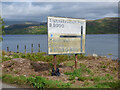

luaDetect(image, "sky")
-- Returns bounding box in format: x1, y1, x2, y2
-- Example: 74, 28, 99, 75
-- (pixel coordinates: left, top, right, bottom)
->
1, 2, 118, 21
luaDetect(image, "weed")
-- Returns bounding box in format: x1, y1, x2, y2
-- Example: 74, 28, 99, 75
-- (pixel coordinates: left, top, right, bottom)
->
78, 77, 87, 81
12, 53, 20, 58
65, 64, 92, 78
69, 75, 75, 81
64, 61, 74, 67
2, 74, 71, 88
92, 81, 120, 88
77, 54, 86, 59
105, 74, 113, 80
2, 57, 11, 62
27, 76, 71, 88
2, 74, 27, 85
101, 65, 107, 68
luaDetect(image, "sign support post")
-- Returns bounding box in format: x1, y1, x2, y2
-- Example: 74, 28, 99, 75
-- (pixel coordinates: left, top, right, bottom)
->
54, 55, 57, 71
75, 54, 77, 69
48, 16, 86, 75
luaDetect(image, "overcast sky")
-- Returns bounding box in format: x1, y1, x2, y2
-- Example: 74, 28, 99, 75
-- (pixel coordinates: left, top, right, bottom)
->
1, 2, 118, 21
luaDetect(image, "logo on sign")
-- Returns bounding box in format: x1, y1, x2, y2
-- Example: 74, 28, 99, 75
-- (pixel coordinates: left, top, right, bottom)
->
51, 34, 53, 38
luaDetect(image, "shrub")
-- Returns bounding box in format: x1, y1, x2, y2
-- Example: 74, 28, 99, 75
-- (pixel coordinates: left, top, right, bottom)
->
69, 75, 75, 81
27, 76, 71, 88
65, 64, 92, 77
78, 77, 87, 81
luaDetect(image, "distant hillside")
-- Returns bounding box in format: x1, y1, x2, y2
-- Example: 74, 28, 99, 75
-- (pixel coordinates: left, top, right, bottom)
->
4, 17, 118, 34
4, 20, 40, 26
86, 17, 118, 34
4, 23, 47, 34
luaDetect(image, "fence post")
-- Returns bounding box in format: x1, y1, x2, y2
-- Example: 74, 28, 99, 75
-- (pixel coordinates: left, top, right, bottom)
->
31, 44, 33, 53
25, 45, 26, 54
38, 44, 40, 52
7, 47, 9, 52
17, 45, 19, 53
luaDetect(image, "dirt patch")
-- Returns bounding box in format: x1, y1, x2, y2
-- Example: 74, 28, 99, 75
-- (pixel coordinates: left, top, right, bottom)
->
2, 57, 118, 83
2, 58, 52, 77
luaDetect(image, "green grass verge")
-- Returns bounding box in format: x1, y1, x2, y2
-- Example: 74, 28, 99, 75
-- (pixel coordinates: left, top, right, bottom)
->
2, 74, 71, 88
87, 81, 120, 88
65, 63, 92, 77
2, 52, 86, 65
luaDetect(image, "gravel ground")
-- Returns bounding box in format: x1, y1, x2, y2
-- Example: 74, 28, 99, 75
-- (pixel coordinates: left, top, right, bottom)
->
0, 81, 17, 88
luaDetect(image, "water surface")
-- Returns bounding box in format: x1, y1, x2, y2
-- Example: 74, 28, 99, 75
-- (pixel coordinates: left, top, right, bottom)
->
2, 34, 118, 59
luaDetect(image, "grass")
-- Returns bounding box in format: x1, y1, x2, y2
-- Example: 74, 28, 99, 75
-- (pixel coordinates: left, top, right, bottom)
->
2, 52, 86, 65
2, 74, 27, 85
64, 61, 75, 67
1, 51, 118, 88
87, 81, 120, 88
2, 74, 71, 88
28, 76, 71, 88
65, 63, 92, 77
2, 74, 118, 88
64, 62, 117, 88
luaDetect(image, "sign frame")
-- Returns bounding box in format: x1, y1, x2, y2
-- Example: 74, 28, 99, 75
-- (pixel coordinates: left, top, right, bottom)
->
47, 16, 86, 55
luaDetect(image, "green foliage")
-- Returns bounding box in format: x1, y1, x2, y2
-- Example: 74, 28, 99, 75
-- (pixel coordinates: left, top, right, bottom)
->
12, 53, 20, 58
77, 54, 86, 59
2, 74, 71, 88
105, 74, 113, 80
0, 16, 5, 35
2, 57, 12, 62
89, 81, 120, 88
78, 77, 87, 81
64, 61, 75, 67
2, 74, 27, 85
9, 52, 74, 64
100, 65, 107, 68
64, 64, 92, 77
28, 76, 71, 88
69, 75, 75, 81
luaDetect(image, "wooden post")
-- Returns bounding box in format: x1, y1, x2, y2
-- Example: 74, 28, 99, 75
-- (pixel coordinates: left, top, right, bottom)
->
38, 44, 40, 52
75, 54, 77, 69
54, 55, 57, 71
17, 45, 19, 53
7, 47, 9, 52
25, 45, 26, 54
31, 44, 33, 53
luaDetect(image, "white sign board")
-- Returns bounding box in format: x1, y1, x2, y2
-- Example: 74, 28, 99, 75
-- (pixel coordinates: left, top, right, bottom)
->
48, 16, 86, 55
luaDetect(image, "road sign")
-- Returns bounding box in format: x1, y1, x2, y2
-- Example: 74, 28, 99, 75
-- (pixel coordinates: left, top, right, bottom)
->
48, 16, 86, 55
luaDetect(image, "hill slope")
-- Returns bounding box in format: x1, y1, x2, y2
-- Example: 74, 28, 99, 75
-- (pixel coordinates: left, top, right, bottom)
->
4, 17, 118, 34
86, 17, 118, 34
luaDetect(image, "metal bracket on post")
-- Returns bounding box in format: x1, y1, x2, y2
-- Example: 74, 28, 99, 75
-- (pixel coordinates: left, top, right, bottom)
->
75, 54, 77, 69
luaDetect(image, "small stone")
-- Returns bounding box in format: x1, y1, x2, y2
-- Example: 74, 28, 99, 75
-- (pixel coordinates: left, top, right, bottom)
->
75, 77, 78, 80
9, 56, 13, 59
1, 65, 4, 67
4, 55, 8, 58
93, 53, 98, 57
61, 73, 64, 76
24, 75, 26, 77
